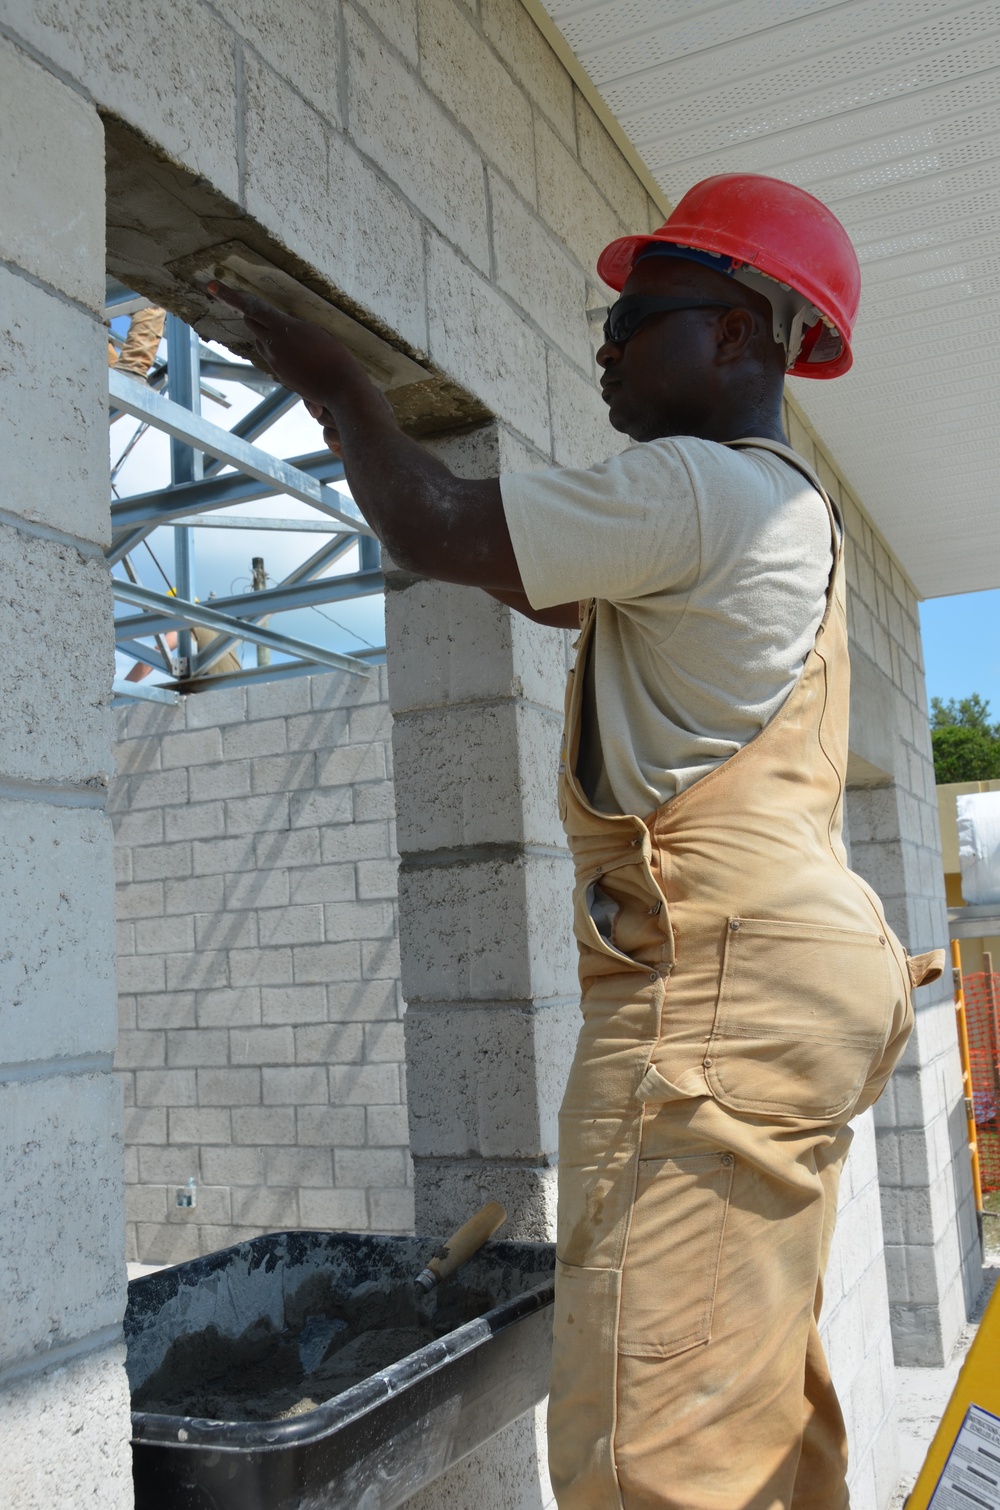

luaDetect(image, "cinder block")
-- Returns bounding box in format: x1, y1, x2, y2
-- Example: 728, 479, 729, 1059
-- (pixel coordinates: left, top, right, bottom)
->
398, 853, 573, 1002
0, 1073, 125, 1368
233, 1106, 296, 1145
230, 946, 293, 987
166, 949, 229, 992
265, 1147, 333, 1187
362, 936, 402, 980
367, 1104, 410, 1147
136, 915, 195, 956
480, 0, 574, 145
221, 717, 287, 761
196, 986, 261, 1027
336, 1146, 407, 1187
0, 803, 116, 1064
128, 769, 190, 810
255, 828, 321, 868
251, 751, 316, 795
488, 170, 590, 372
126, 1183, 169, 1223
369, 1187, 415, 1233
356, 859, 398, 900
135, 1069, 197, 1107
418, 0, 535, 199
195, 910, 258, 952
7, 0, 240, 197
197, 1067, 261, 1106
212, 0, 341, 119
124, 1106, 167, 1145
185, 686, 247, 728
535, 114, 623, 283
138, 1143, 199, 1186
164, 802, 226, 842
316, 742, 386, 787
364, 1021, 405, 1062
294, 1024, 365, 1063
322, 900, 395, 941
285, 709, 350, 752
262, 1066, 328, 1104
200, 1146, 265, 1186
112, 808, 164, 848
328, 1063, 400, 1105
192, 835, 257, 876
160, 727, 222, 768
426, 233, 550, 451
353, 783, 397, 821
117, 954, 166, 994
0, 530, 112, 784
164, 877, 226, 923
168, 1107, 231, 1144
392, 700, 563, 852
134, 1223, 203, 1266
573, 93, 648, 234
297, 1106, 366, 1147
292, 941, 361, 984
348, 702, 392, 744
346, 7, 489, 272
289, 787, 354, 829
257, 905, 324, 947
188, 761, 251, 802
332, 972, 404, 1020
299, 1187, 368, 1229
225, 793, 290, 835
132, 841, 193, 881
261, 984, 327, 1025
0, 274, 111, 542
231, 1186, 299, 1228
115, 1031, 166, 1070
321, 822, 390, 863
414, 1157, 557, 1242
167, 1028, 229, 1068
549, 346, 618, 469
289, 864, 356, 904
0, 1341, 133, 1510
229, 1026, 296, 1065
115, 880, 165, 920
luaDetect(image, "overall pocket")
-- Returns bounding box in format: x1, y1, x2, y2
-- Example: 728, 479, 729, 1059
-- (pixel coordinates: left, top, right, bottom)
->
706, 916, 895, 1121
618, 1152, 734, 1359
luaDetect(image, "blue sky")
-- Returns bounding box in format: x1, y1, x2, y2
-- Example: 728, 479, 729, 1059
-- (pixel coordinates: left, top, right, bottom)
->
920, 589, 1000, 721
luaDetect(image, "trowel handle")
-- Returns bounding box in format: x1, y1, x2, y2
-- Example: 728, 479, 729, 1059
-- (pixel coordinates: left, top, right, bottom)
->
415, 1202, 507, 1292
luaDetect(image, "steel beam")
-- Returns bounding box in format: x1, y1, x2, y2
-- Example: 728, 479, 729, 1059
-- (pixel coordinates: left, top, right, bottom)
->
114, 567, 383, 641
167, 514, 349, 532
108, 369, 372, 534
202, 384, 297, 474
169, 650, 384, 695
111, 678, 181, 705
110, 450, 344, 530
113, 581, 373, 676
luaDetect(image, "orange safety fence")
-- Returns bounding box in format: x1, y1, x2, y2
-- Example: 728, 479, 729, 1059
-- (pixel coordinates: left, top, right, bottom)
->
961, 969, 1000, 1192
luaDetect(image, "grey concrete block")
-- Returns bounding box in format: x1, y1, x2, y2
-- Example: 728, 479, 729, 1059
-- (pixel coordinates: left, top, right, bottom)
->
214, 0, 341, 120
0, 272, 111, 545
292, 942, 362, 984
167, 1028, 229, 1068
137, 1141, 199, 1186
166, 949, 229, 992
289, 864, 356, 904
200, 1146, 265, 1186
262, 1066, 328, 1105
356, 859, 398, 900
115, 1031, 166, 1070
261, 984, 327, 1025
336, 1147, 406, 1188
233, 1106, 296, 1145
136, 915, 195, 955
327, 979, 401, 1021
197, 1068, 262, 1106
0, 1340, 133, 1510
257, 905, 324, 947
251, 751, 316, 794
256, 828, 322, 868
328, 1063, 400, 1105
368, 1188, 415, 1233
489, 169, 591, 372
222, 717, 288, 761
418, 0, 535, 200
228, 1025, 296, 1065
265, 1147, 333, 1187
299, 1187, 368, 1229
112, 808, 164, 848
289, 787, 355, 828
188, 761, 251, 802
135, 1069, 197, 1107
549, 345, 617, 469
0, 1073, 125, 1368
321, 821, 390, 863
413, 1158, 557, 1242
123, 1106, 167, 1145
195, 910, 259, 952
354, 0, 419, 62
426, 232, 550, 451
0, 531, 112, 784
196, 987, 261, 1027
297, 1105, 366, 1147
346, 6, 489, 272
225, 793, 290, 835
164, 802, 226, 842
116, 954, 166, 994
294, 1023, 365, 1064
0, 803, 116, 1064
132, 841, 193, 881
192, 836, 257, 876
480, 0, 574, 144
231, 1186, 299, 1228
535, 112, 623, 281
573, 91, 649, 234
366, 1104, 410, 1147
168, 1107, 231, 1144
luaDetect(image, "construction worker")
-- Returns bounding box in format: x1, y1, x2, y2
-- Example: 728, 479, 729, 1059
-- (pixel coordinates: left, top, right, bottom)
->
108, 303, 166, 379
209, 174, 943, 1508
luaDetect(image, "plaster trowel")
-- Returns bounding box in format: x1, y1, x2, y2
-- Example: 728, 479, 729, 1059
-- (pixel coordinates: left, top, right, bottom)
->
414, 1202, 507, 1295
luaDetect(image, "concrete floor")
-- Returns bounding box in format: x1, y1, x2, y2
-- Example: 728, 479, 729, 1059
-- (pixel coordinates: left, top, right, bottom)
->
890, 1254, 998, 1509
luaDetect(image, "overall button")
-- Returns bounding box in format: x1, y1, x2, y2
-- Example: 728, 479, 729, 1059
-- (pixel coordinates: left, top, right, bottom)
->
703, 1057, 713, 1068
721, 1155, 734, 1167
729, 919, 741, 932
648, 901, 662, 915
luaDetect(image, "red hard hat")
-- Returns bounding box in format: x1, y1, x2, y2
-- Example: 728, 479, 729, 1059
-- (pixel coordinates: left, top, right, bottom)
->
597, 174, 861, 379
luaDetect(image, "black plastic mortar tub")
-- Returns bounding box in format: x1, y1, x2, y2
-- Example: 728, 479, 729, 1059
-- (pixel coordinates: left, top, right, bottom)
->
125, 1230, 555, 1510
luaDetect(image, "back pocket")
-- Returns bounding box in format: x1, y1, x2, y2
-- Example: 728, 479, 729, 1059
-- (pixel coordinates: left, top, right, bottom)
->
706, 916, 894, 1121
618, 1152, 733, 1359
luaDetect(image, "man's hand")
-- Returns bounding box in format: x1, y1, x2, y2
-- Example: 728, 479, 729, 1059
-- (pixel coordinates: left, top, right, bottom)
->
208, 282, 374, 413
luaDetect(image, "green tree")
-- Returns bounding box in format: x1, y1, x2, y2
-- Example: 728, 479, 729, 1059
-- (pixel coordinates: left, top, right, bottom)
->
930, 693, 1000, 783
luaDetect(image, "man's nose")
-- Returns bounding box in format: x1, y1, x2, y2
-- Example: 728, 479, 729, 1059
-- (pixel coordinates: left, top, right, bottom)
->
596, 338, 622, 368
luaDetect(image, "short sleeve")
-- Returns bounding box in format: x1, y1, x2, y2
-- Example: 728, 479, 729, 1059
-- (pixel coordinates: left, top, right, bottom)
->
499, 441, 702, 610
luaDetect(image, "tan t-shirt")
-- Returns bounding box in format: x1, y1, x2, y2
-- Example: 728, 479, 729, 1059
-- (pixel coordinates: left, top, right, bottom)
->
499, 437, 834, 817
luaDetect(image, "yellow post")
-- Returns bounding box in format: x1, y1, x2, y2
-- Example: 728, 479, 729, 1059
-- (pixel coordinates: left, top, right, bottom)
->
906, 1277, 1000, 1508
952, 939, 984, 1231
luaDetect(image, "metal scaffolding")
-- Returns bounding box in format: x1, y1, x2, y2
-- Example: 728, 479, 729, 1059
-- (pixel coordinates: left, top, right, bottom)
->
107, 287, 384, 706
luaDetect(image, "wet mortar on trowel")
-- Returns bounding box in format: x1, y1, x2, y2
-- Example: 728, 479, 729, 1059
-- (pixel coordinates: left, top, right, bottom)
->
131, 1270, 494, 1422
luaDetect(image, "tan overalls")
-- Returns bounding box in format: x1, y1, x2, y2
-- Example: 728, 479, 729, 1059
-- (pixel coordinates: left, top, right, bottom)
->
549, 440, 943, 1510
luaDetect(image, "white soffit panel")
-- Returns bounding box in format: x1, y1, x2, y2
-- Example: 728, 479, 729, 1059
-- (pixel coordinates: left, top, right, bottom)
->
541, 0, 1000, 599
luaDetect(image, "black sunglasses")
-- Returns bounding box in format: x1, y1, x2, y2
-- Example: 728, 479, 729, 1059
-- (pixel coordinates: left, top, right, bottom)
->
602, 295, 736, 346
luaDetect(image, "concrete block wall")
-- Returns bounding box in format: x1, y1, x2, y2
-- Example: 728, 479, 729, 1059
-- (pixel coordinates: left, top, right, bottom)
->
0, 32, 132, 1509
785, 404, 978, 1368
111, 668, 412, 1264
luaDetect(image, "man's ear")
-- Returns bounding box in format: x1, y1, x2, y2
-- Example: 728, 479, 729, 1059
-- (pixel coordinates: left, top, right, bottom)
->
715, 306, 759, 364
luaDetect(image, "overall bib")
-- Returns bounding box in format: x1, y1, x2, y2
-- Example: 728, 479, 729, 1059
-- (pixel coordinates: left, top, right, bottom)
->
549, 440, 943, 1510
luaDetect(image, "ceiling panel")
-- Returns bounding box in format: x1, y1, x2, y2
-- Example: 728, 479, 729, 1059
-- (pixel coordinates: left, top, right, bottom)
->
543, 0, 1000, 596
